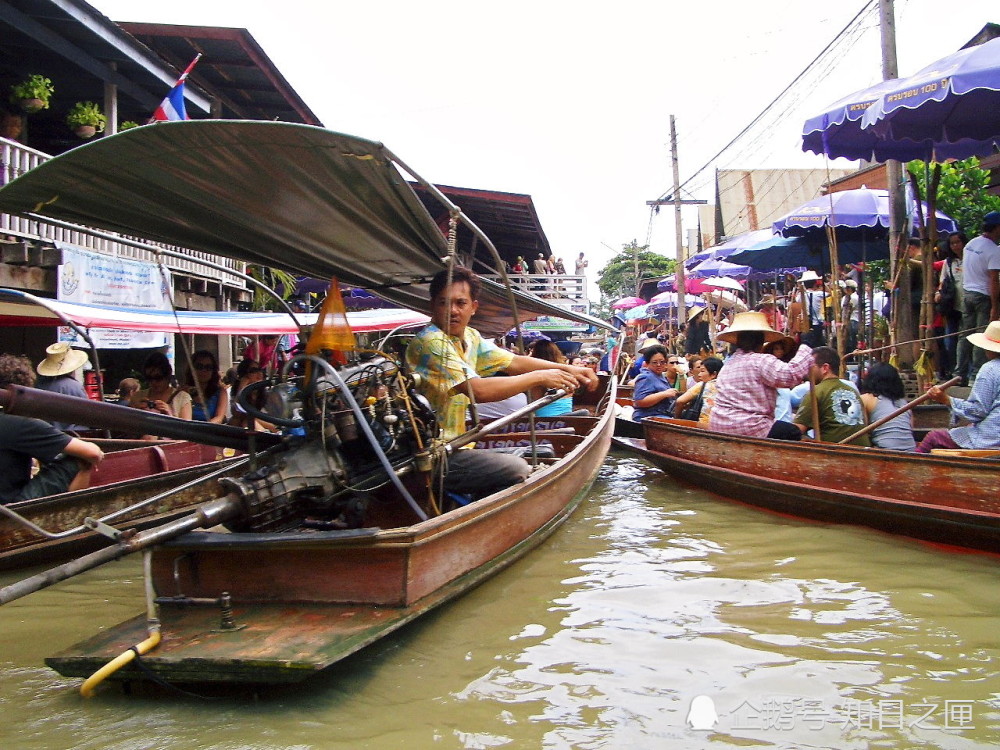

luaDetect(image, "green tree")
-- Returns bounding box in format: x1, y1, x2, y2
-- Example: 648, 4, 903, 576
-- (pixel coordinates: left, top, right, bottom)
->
247, 265, 299, 311
907, 157, 1000, 238
596, 240, 676, 302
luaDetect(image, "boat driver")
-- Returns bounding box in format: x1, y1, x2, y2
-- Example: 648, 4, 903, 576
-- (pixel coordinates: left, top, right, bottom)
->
406, 267, 597, 500
0, 354, 104, 503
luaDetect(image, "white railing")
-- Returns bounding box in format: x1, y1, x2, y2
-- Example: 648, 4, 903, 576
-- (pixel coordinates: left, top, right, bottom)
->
481, 273, 588, 309
1, 137, 245, 287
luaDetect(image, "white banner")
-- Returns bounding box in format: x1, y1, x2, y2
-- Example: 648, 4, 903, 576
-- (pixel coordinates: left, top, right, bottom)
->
56, 243, 172, 349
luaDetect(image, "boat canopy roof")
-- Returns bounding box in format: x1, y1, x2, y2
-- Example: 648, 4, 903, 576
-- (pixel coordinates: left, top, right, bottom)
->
0, 288, 429, 334
0, 121, 608, 337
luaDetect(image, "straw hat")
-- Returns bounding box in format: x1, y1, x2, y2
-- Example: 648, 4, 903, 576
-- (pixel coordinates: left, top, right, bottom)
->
762, 334, 798, 361
638, 335, 661, 352
967, 320, 1000, 354
716, 311, 784, 344
798, 270, 821, 283
758, 294, 778, 306
37, 341, 88, 377
688, 305, 707, 322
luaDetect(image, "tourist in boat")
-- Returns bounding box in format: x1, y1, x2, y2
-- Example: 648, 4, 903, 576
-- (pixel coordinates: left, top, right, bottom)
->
406, 267, 596, 499
34, 342, 91, 432
228, 358, 277, 431
916, 319, 1000, 453
673, 356, 722, 425
526, 339, 588, 417
794, 346, 870, 446
0, 354, 103, 503
184, 350, 229, 424
859, 363, 916, 451
631, 346, 685, 422
129, 352, 192, 421
708, 312, 812, 440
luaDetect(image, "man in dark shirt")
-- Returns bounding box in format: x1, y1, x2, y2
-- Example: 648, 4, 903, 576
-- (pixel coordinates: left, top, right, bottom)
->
0, 354, 103, 503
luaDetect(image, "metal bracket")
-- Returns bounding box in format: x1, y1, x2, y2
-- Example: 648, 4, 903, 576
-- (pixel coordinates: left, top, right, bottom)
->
84, 516, 123, 540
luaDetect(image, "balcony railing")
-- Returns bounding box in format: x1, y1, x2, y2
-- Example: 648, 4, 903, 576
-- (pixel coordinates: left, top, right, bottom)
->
480, 273, 589, 310
1, 137, 245, 287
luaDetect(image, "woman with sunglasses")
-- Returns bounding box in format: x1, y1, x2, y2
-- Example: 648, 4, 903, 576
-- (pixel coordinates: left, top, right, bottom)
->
129, 351, 193, 421
184, 350, 229, 424
631, 346, 684, 422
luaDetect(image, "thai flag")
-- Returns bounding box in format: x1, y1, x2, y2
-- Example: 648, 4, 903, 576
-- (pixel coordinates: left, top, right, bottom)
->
150, 55, 201, 122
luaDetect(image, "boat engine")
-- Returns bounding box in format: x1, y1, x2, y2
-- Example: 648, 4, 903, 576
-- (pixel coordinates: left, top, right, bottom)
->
221, 353, 438, 532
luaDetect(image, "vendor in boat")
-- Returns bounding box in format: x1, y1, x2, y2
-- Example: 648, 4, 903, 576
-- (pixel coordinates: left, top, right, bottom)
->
916, 320, 1000, 453
794, 346, 870, 446
406, 267, 597, 498
631, 346, 685, 422
708, 312, 812, 440
0, 354, 104, 503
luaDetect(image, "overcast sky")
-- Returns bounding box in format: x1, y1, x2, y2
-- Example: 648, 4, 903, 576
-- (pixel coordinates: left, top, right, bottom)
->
93, 0, 998, 295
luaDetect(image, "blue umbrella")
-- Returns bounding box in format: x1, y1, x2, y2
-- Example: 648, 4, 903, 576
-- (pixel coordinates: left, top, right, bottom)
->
688, 258, 752, 279
727, 234, 873, 271
772, 188, 958, 238
861, 36, 1000, 158
802, 37, 1000, 162
684, 228, 776, 269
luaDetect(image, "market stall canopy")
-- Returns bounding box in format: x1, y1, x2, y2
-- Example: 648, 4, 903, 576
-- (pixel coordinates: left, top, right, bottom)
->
0, 289, 429, 334
0, 121, 609, 337
685, 229, 777, 269
688, 258, 752, 279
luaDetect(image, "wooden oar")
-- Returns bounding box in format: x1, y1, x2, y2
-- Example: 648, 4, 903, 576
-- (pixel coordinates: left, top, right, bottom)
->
837, 376, 961, 445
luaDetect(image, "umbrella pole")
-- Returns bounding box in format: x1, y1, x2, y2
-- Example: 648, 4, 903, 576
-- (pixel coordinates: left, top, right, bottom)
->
826, 225, 844, 375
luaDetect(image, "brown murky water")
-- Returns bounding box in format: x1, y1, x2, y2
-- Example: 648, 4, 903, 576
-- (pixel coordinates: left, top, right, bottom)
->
1, 450, 999, 748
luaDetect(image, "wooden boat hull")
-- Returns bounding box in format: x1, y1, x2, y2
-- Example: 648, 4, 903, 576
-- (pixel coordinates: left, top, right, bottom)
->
0, 442, 243, 570
613, 417, 1000, 553
46, 386, 615, 685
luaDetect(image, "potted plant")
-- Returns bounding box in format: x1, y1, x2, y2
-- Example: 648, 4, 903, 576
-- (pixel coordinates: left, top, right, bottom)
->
66, 101, 106, 139
119, 120, 140, 131
9, 74, 54, 114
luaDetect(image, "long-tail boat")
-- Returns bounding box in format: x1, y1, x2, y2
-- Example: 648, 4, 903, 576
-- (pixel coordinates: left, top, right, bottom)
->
0, 121, 615, 690
615, 417, 1000, 553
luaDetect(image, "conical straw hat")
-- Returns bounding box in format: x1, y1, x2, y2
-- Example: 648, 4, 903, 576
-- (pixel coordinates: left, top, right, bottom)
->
717, 311, 784, 344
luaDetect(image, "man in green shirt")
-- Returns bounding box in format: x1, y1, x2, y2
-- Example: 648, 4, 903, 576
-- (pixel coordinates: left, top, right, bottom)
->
794, 346, 870, 446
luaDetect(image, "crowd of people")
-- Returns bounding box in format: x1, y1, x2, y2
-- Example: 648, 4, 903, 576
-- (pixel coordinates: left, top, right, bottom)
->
619, 207, 1000, 455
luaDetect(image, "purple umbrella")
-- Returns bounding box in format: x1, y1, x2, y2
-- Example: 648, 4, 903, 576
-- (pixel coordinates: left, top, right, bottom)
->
802, 37, 1000, 162
861, 36, 1000, 157
685, 229, 776, 269
772, 188, 958, 237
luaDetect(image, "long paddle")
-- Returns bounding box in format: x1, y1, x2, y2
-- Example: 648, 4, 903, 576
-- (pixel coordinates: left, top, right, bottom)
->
836, 376, 961, 445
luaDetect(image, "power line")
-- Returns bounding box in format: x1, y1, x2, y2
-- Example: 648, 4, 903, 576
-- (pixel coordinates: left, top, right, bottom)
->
655, 0, 879, 203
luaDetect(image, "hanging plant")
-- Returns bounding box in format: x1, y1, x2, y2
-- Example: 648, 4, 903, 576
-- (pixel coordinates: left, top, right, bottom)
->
66, 101, 107, 139
9, 74, 54, 114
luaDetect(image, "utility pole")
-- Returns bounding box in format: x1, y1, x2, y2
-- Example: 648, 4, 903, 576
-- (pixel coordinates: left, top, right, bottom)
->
879, 0, 911, 364
646, 115, 707, 330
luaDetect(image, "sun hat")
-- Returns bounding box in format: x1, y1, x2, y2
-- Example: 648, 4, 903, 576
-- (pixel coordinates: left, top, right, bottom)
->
758, 294, 778, 306
36, 341, 88, 377
638, 335, 661, 351
716, 311, 784, 344
844, 279, 858, 288
798, 270, 821, 283
688, 305, 707, 321
967, 320, 1000, 354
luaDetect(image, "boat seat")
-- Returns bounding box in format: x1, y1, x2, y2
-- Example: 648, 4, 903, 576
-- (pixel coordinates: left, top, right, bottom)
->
929, 449, 1000, 458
